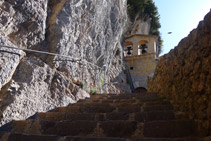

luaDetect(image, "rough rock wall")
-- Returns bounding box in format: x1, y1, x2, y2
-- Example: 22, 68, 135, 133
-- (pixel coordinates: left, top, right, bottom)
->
0, 0, 129, 126
148, 10, 211, 136
0, 35, 25, 90
125, 17, 151, 37
45, 0, 130, 93
0, 0, 48, 48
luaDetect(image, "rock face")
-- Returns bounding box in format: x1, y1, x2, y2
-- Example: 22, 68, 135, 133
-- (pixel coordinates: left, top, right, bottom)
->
45, 0, 129, 93
0, 35, 25, 91
0, 0, 48, 48
0, 0, 130, 126
148, 10, 211, 136
125, 16, 151, 37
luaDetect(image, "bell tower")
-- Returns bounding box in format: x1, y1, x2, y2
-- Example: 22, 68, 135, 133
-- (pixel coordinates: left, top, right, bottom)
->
124, 34, 158, 91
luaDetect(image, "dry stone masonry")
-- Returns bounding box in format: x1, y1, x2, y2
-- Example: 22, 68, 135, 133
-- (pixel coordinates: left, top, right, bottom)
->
148, 10, 211, 137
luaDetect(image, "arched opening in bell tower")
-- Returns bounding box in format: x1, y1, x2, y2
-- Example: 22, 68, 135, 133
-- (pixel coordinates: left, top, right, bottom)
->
138, 40, 148, 55
124, 41, 133, 56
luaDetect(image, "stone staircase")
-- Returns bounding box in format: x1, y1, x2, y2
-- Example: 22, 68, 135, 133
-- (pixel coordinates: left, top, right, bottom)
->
0, 93, 203, 141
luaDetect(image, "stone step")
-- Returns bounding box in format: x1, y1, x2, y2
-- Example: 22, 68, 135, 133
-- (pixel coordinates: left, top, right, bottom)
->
35, 111, 175, 122
54, 105, 144, 113
0, 132, 127, 141
133, 138, 203, 141
0, 132, 60, 141
135, 111, 175, 122
54, 103, 174, 114
107, 96, 164, 102
4, 120, 139, 138
85, 94, 164, 102
143, 120, 197, 138
3, 119, 196, 138
143, 104, 174, 112
88, 99, 115, 103
64, 136, 128, 141
36, 112, 130, 121
107, 93, 160, 99
75, 101, 143, 107
90, 94, 110, 99
0, 132, 203, 141
77, 99, 170, 107
85, 93, 165, 100
36, 112, 96, 121
54, 105, 116, 113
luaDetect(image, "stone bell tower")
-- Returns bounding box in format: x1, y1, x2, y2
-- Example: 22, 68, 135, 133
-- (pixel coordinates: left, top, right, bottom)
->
124, 34, 158, 91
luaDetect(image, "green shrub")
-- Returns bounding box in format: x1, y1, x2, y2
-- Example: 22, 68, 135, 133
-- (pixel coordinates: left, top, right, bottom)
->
90, 87, 99, 95
81, 81, 86, 90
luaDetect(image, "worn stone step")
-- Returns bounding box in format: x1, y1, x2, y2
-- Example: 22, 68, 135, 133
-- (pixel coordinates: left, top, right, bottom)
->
136, 97, 166, 103
75, 101, 144, 107
143, 100, 171, 106
99, 120, 138, 138
80, 95, 166, 106
7, 120, 197, 139
35, 110, 175, 122
107, 95, 163, 101
135, 111, 175, 122
64, 136, 128, 141
90, 94, 112, 100
143, 120, 197, 138
0, 132, 60, 141
7, 120, 98, 136
54, 105, 116, 113
143, 104, 174, 112
36, 112, 96, 121
117, 107, 141, 113
107, 93, 159, 98
87, 94, 164, 103
5, 120, 139, 138
78, 100, 170, 108
74, 102, 143, 107
82, 99, 163, 106
57, 103, 174, 114
54, 104, 143, 113
0, 132, 128, 141
90, 99, 115, 103
133, 138, 203, 141
83, 96, 165, 103
36, 112, 130, 121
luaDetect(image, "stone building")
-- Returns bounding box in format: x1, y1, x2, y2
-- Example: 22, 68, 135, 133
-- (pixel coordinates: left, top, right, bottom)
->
124, 34, 158, 91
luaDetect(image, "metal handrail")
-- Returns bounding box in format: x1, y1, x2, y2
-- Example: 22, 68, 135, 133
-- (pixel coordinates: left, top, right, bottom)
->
0, 45, 132, 94
124, 60, 135, 93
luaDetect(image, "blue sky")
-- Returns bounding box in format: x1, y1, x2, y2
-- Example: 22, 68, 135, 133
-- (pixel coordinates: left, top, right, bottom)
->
154, 0, 211, 56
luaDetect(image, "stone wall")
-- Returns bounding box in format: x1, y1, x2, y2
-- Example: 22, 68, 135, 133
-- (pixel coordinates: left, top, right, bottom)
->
148, 10, 211, 136
0, 0, 130, 126
126, 54, 157, 89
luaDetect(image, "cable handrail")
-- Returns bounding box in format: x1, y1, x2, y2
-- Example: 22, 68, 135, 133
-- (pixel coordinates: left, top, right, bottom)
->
124, 59, 135, 93
0, 44, 125, 93
0, 45, 103, 70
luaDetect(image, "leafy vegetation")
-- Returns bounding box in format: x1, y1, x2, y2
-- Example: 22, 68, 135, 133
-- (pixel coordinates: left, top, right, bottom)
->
127, 0, 163, 54
90, 87, 99, 95
81, 81, 86, 90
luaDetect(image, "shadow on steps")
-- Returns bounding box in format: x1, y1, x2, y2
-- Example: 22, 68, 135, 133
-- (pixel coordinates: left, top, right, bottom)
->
0, 93, 205, 140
